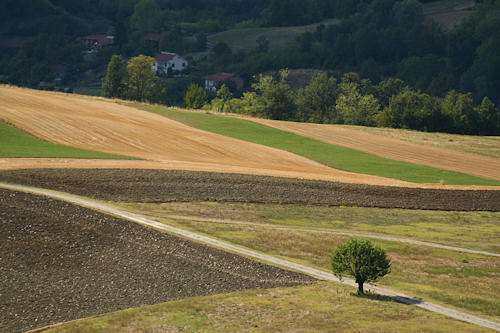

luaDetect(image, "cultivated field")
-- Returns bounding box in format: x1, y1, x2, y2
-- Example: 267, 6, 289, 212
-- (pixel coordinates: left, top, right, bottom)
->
1, 86, 500, 331
0, 86, 410, 187
0, 189, 313, 333
246, 118, 500, 181
1, 169, 499, 211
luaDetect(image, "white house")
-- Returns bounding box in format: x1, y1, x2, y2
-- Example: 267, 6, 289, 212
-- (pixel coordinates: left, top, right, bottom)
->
203, 72, 243, 93
152, 52, 188, 76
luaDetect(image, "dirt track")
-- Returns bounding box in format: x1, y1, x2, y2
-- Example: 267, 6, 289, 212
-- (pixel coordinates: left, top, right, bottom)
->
247, 118, 500, 181
0, 189, 314, 333
1, 169, 498, 211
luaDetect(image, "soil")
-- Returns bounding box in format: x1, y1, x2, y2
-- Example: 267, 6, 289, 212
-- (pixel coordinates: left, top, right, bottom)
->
0, 189, 315, 333
1, 169, 499, 211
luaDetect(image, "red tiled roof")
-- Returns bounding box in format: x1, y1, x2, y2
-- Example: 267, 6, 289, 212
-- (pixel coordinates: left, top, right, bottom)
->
203, 72, 235, 81
83, 35, 114, 46
144, 33, 165, 41
155, 53, 175, 62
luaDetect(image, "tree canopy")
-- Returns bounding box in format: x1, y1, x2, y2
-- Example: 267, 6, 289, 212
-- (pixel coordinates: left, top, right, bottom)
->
331, 239, 391, 294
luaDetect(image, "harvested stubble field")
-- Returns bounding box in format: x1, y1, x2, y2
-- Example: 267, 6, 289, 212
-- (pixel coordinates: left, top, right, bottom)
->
1, 169, 499, 211
0, 189, 314, 333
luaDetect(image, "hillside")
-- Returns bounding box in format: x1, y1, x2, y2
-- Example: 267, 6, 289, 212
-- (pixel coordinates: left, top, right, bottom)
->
0, 86, 405, 186
2, 86, 499, 188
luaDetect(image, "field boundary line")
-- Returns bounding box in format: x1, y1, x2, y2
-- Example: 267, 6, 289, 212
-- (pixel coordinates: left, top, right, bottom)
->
1, 182, 499, 332
160, 214, 500, 257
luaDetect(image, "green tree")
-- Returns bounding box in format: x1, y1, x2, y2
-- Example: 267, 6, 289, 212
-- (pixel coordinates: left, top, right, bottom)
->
130, 0, 162, 34
102, 55, 127, 98
296, 72, 339, 123
477, 96, 500, 135
184, 83, 207, 109
441, 90, 478, 134
336, 82, 380, 126
378, 89, 443, 131
211, 84, 233, 112
392, 0, 424, 30
252, 70, 296, 120
331, 239, 391, 294
125, 55, 165, 102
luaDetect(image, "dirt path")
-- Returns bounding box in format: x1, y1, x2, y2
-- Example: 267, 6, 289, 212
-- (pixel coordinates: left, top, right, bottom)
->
246, 118, 500, 181
160, 214, 500, 257
1, 182, 499, 332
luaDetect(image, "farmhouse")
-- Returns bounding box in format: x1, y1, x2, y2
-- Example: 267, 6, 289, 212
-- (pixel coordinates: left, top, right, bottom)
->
153, 52, 188, 76
203, 72, 243, 92
83, 35, 114, 51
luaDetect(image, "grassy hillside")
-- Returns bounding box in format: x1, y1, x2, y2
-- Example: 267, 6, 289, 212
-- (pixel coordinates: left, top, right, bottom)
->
46, 282, 489, 332
139, 105, 500, 186
0, 120, 137, 159
120, 201, 500, 319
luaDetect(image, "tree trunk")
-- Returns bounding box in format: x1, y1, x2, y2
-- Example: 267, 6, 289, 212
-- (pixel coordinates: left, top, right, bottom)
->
358, 282, 364, 294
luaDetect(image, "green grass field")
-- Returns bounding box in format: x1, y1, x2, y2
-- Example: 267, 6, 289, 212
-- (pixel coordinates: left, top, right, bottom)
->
116, 201, 500, 320
138, 106, 500, 186
0, 120, 137, 159
46, 282, 490, 332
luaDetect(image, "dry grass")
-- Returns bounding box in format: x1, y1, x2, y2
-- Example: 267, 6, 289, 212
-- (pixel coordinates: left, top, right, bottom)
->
115, 202, 500, 319
45, 283, 491, 332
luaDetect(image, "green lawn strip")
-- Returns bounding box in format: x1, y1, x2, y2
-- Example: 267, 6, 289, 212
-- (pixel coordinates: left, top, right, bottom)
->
0, 120, 139, 159
46, 283, 489, 332
153, 218, 500, 319
138, 105, 500, 186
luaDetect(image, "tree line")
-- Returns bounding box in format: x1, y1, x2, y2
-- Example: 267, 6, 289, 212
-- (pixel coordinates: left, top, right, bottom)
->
201, 71, 500, 135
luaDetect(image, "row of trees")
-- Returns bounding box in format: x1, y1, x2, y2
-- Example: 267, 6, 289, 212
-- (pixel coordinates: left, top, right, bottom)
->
202, 71, 500, 135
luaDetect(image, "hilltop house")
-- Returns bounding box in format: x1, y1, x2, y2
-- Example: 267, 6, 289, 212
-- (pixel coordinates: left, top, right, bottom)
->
203, 72, 243, 93
152, 52, 188, 76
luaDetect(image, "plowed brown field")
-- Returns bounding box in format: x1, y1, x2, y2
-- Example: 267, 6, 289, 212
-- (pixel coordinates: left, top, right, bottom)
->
247, 118, 500, 181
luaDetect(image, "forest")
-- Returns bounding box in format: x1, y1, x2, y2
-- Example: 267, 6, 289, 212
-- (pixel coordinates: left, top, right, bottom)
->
0, 0, 499, 134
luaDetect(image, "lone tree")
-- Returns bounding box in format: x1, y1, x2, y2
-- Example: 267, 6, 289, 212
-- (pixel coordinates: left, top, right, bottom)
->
331, 239, 390, 294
